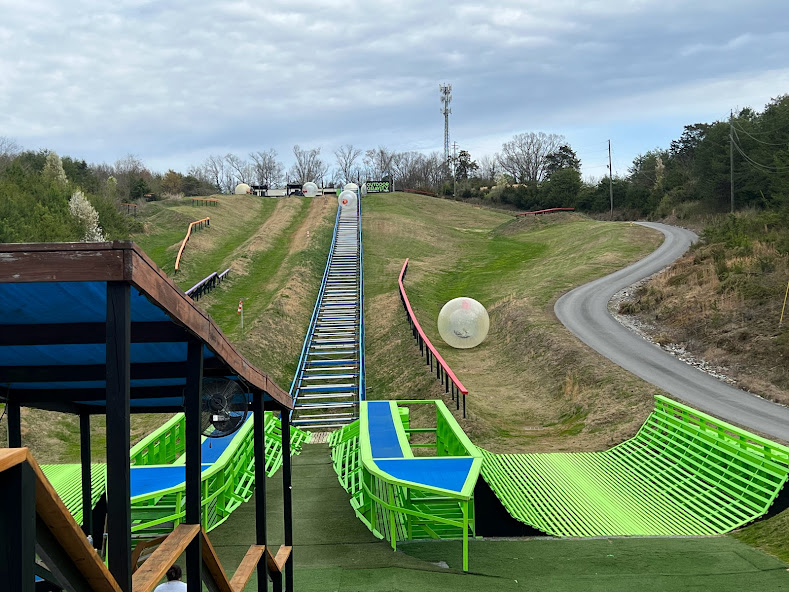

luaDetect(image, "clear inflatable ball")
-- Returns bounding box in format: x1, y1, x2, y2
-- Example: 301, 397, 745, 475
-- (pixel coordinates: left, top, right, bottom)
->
302, 181, 319, 197
361, 183, 368, 196
343, 182, 359, 193
437, 297, 490, 349
338, 190, 357, 208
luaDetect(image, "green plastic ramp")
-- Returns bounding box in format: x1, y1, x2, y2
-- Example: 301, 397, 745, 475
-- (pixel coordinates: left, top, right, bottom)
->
482, 395, 789, 537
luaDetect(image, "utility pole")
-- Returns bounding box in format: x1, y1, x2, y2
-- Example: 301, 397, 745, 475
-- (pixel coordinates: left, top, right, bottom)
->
440, 84, 452, 167
452, 141, 458, 198
730, 110, 735, 213
608, 139, 614, 219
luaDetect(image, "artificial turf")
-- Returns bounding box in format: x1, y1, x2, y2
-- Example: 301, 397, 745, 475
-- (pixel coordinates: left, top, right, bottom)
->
207, 444, 789, 591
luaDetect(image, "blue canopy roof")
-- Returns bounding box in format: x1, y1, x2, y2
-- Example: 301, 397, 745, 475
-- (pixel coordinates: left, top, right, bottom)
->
0, 242, 291, 412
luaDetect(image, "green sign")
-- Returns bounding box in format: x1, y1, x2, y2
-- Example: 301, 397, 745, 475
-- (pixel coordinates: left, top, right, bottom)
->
366, 181, 389, 193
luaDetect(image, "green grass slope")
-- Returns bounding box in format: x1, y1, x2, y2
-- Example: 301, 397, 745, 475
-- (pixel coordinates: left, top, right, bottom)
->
363, 192, 667, 452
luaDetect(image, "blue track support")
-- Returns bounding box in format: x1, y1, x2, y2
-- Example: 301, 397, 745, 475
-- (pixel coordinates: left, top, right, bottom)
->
291, 192, 365, 430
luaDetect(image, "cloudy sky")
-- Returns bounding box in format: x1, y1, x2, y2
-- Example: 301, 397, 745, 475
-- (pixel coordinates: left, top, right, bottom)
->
2, 0, 788, 179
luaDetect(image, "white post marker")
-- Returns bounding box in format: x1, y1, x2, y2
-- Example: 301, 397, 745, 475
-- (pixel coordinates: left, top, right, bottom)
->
237, 298, 244, 329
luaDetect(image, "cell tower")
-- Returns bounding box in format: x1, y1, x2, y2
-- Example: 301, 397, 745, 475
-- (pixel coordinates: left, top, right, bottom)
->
439, 83, 452, 164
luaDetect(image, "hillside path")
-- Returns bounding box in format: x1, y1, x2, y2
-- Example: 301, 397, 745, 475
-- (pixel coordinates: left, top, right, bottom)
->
555, 221, 789, 442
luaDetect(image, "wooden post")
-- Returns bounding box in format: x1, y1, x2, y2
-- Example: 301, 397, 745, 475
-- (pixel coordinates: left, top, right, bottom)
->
106, 281, 132, 592
7, 399, 21, 448
253, 392, 268, 592
0, 462, 36, 592
281, 412, 294, 591
185, 339, 203, 591
79, 412, 93, 538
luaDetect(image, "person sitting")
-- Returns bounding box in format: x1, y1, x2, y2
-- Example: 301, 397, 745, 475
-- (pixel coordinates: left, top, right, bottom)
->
154, 564, 187, 591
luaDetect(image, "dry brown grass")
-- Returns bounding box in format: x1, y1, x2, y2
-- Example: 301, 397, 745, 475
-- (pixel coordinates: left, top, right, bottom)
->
624, 239, 789, 405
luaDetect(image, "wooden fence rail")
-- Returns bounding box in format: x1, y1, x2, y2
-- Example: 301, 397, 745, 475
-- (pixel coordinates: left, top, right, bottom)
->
174, 217, 210, 273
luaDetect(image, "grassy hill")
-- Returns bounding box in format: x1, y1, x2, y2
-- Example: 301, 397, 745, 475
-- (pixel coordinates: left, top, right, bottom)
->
362, 193, 664, 452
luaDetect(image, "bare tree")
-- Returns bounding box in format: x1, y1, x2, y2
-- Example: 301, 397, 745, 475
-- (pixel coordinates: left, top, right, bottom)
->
289, 145, 329, 185
498, 132, 565, 183
0, 136, 20, 172
363, 146, 396, 181
225, 153, 254, 185
334, 144, 362, 184
249, 149, 284, 188
477, 154, 499, 183
201, 155, 233, 193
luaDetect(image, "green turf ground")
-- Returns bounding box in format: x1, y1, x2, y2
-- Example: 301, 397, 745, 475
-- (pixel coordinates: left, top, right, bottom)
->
206, 444, 789, 591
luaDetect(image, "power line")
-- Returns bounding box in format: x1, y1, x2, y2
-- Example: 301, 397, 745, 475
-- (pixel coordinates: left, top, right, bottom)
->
732, 125, 788, 147
731, 127, 789, 172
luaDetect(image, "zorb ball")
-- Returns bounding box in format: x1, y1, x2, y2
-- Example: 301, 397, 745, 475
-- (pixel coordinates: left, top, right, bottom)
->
343, 182, 359, 193
338, 190, 357, 209
302, 181, 318, 197
437, 297, 490, 349
361, 183, 368, 196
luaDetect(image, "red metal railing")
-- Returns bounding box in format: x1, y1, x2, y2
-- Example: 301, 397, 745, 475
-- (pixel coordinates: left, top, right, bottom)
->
398, 258, 468, 417
515, 207, 575, 217
174, 217, 210, 272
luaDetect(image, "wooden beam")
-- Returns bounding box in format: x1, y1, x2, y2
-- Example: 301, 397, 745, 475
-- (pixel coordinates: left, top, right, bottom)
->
26, 449, 122, 592
266, 546, 292, 575
0, 448, 29, 473
200, 528, 233, 592
0, 321, 189, 345
106, 281, 132, 592
130, 534, 169, 574
228, 545, 265, 592
0, 461, 35, 592
130, 524, 199, 592
7, 400, 21, 447
3, 359, 227, 383
185, 339, 203, 591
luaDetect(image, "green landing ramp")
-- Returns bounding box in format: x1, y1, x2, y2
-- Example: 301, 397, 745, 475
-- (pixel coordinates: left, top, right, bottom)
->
482, 395, 789, 537
41, 463, 107, 526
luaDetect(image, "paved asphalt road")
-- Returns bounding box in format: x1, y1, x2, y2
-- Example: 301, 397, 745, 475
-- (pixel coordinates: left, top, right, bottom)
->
555, 221, 789, 442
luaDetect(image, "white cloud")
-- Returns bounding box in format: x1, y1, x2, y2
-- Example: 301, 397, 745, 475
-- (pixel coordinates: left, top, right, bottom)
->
0, 0, 787, 175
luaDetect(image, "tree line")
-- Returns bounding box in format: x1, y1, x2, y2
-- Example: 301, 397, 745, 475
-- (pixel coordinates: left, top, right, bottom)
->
2, 94, 787, 244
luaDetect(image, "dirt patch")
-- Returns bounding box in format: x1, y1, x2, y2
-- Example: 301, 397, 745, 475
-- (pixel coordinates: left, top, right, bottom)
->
286, 197, 335, 256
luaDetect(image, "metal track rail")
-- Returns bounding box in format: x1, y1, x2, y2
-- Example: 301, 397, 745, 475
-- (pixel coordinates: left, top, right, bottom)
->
290, 196, 365, 430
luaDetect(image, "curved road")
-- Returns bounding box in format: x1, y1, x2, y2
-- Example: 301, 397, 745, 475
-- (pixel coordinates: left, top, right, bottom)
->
555, 221, 789, 442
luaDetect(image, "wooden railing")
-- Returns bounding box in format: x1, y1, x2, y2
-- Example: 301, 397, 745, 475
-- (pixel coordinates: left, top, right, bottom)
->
0, 448, 121, 592
0, 448, 291, 592
174, 217, 210, 272
514, 207, 575, 217
131, 524, 290, 592
398, 259, 468, 417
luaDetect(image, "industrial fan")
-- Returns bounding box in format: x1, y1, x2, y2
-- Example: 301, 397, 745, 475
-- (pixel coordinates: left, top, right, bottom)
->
200, 377, 249, 438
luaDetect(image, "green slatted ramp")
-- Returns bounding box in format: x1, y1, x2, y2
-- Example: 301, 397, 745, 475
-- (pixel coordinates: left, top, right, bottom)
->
41, 463, 107, 526
482, 395, 789, 537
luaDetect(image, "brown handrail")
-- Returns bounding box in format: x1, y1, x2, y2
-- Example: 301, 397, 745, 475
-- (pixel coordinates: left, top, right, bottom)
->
132, 525, 199, 591
398, 258, 468, 417
174, 217, 210, 272
0, 449, 290, 592
131, 524, 289, 592
0, 448, 122, 592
